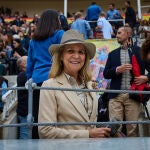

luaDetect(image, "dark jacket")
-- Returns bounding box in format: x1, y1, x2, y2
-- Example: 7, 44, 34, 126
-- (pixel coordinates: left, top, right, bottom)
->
12, 19, 24, 27
12, 46, 27, 57
125, 7, 136, 28
103, 46, 150, 99
17, 71, 28, 116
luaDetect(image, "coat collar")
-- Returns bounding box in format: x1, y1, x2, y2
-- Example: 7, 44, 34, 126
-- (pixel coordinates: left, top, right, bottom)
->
55, 73, 97, 122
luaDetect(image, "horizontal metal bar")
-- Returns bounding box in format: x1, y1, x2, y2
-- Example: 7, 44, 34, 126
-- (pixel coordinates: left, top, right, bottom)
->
88, 19, 125, 23
36, 86, 150, 95
0, 86, 150, 94
0, 87, 25, 91
0, 120, 150, 128
141, 5, 150, 8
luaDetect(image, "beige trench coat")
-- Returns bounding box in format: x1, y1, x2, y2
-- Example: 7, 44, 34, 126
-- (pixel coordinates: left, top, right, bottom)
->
38, 73, 98, 139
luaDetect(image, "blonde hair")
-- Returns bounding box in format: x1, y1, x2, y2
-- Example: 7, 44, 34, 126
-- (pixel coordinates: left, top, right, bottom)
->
49, 45, 92, 82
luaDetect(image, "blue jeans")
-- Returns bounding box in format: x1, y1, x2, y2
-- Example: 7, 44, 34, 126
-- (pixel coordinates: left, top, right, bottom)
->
18, 115, 29, 139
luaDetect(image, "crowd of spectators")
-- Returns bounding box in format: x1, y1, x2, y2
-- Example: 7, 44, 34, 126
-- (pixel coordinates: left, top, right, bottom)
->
0, 0, 150, 139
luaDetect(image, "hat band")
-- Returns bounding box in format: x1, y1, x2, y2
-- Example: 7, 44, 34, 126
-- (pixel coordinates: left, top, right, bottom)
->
62, 39, 84, 44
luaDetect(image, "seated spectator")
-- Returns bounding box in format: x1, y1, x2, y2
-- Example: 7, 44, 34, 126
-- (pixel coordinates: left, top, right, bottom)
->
0, 39, 9, 75
9, 38, 27, 75
138, 20, 150, 39
12, 13, 24, 27
18, 30, 30, 50
94, 27, 104, 39
38, 30, 111, 139
12, 38, 27, 59
0, 76, 8, 112
71, 12, 92, 39
16, 56, 28, 139
32, 14, 39, 24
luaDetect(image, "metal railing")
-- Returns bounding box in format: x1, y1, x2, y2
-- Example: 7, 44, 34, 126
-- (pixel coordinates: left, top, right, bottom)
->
1, 78, 150, 139
88, 19, 125, 26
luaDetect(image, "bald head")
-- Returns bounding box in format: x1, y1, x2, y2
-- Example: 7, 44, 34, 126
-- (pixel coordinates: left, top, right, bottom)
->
119, 26, 132, 36
17, 56, 28, 72
116, 26, 133, 45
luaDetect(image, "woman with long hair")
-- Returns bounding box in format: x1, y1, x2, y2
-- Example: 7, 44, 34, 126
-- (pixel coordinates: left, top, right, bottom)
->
26, 9, 64, 139
38, 30, 111, 139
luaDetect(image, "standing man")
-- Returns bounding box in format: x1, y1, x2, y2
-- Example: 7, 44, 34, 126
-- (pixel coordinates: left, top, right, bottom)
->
106, 3, 122, 28
85, 2, 102, 30
106, 3, 121, 20
103, 27, 149, 137
125, 1, 136, 28
97, 12, 113, 39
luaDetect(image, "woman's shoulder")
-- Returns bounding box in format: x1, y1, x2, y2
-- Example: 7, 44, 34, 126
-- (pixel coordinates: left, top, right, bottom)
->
54, 29, 65, 37
42, 78, 58, 87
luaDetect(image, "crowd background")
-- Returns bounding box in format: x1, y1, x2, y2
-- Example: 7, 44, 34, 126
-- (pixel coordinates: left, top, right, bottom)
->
0, 3, 149, 76
0, 1, 150, 139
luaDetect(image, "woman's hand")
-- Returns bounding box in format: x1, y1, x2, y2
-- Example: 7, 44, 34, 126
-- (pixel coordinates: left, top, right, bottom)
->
89, 127, 111, 138
134, 75, 148, 85
13, 51, 21, 58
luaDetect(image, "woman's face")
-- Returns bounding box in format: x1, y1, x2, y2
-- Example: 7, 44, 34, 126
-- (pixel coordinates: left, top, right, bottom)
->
61, 43, 86, 77
13, 41, 20, 48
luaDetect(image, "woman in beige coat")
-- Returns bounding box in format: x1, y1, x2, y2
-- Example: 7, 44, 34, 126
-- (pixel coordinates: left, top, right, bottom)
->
38, 30, 111, 139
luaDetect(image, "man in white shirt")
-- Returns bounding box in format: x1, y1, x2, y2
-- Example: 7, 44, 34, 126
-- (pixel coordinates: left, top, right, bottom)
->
97, 12, 113, 39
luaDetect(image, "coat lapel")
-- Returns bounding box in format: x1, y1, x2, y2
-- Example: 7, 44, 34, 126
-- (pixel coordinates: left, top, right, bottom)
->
56, 74, 90, 122
86, 82, 98, 122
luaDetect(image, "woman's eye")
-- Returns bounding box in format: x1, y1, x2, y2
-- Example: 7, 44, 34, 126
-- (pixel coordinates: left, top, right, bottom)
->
79, 50, 85, 54
67, 49, 74, 53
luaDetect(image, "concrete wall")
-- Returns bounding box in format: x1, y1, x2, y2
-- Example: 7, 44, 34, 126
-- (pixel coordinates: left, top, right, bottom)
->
1, 0, 150, 17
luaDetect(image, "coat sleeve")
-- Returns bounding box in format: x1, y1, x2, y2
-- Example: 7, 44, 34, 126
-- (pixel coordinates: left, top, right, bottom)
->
103, 52, 121, 79
38, 81, 89, 139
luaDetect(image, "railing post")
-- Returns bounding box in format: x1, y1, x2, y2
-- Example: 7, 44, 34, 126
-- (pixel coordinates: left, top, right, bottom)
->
26, 79, 36, 139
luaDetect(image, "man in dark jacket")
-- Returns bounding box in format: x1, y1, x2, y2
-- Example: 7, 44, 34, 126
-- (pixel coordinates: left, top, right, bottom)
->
125, 1, 136, 28
17, 56, 28, 139
103, 26, 150, 137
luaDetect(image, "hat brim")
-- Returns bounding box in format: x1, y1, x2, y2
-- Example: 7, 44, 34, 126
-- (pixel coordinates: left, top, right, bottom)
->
49, 41, 96, 59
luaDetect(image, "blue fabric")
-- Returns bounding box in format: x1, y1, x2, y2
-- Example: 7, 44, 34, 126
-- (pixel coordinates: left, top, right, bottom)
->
0, 81, 8, 111
71, 18, 92, 39
86, 4, 102, 21
106, 9, 121, 20
26, 30, 64, 83
18, 115, 28, 139
1, 81, 7, 95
